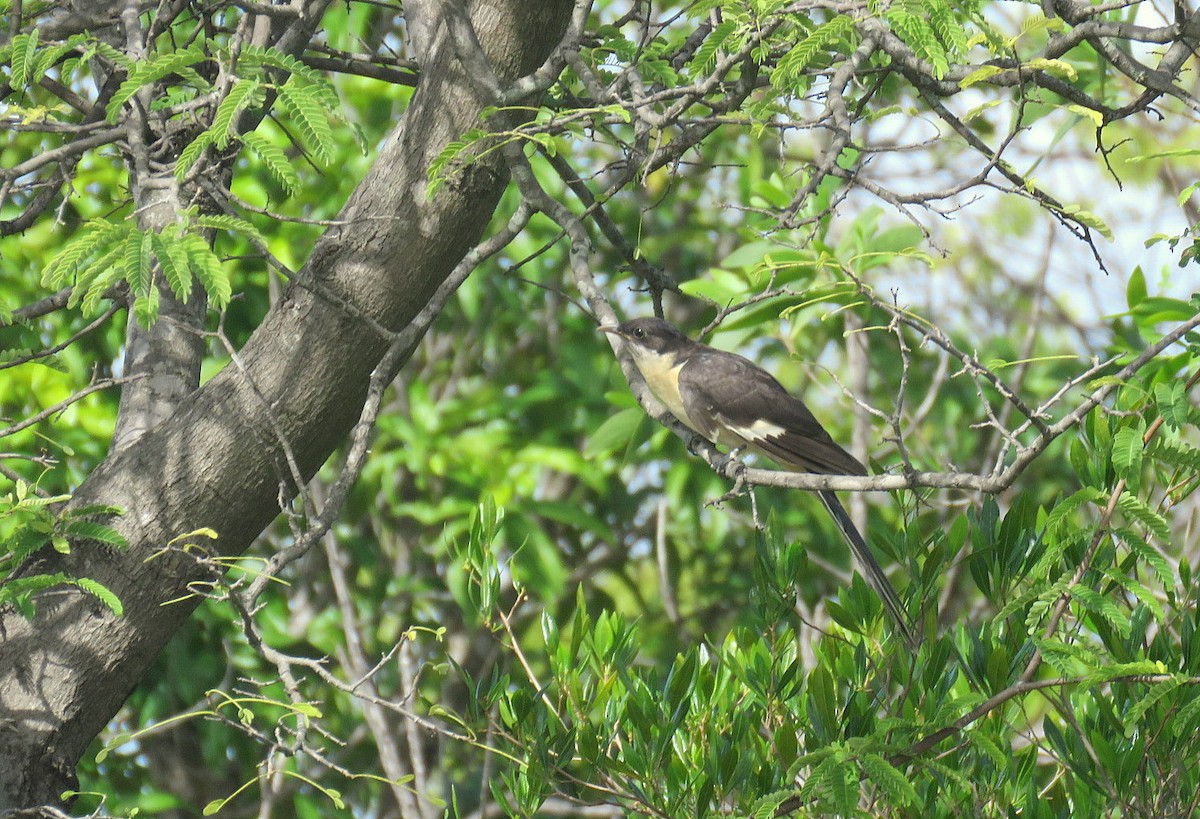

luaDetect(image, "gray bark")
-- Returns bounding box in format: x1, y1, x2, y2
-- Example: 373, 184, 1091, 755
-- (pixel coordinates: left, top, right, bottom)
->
0, 0, 573, 809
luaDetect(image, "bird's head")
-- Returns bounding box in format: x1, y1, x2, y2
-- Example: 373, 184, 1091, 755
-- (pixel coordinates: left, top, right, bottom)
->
600, 317, 690, 358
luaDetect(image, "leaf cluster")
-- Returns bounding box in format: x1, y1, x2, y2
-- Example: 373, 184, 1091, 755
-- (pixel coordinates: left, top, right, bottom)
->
0, 479, 125, 618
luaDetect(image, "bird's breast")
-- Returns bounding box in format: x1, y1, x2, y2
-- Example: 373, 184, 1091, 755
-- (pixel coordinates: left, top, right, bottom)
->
631, 350, 699, 432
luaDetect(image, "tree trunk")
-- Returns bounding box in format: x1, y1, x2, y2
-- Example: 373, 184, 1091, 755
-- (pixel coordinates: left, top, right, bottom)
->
0, 1, 573, 809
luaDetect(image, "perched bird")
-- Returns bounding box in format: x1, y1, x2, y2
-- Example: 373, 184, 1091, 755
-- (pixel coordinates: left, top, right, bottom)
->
602, 316, 916, 649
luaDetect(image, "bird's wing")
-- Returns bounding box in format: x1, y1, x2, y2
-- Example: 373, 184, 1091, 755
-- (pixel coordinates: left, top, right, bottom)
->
677, 348, 867, 476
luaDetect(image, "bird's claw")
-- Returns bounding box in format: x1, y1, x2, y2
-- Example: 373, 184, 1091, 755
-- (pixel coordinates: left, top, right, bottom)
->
705, 448, 747, 508
716, 446, 746, 481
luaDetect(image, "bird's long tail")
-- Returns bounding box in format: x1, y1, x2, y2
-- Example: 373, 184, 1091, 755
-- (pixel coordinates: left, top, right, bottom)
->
818, 490, 919, 651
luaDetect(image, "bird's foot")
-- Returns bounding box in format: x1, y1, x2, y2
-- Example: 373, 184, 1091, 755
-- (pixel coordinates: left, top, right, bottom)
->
705, 448, 747, 508
704, 448, 761, 526
715, 446, 746, 481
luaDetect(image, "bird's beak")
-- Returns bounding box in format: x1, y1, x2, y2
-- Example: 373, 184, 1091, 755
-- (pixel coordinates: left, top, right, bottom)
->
599, 325, 622, 338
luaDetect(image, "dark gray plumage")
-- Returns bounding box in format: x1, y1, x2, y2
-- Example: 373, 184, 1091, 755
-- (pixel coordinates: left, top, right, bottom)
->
602, 317, 916, 649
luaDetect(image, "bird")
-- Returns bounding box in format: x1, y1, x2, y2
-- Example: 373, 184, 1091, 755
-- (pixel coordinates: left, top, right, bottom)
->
601, 316, 917, 650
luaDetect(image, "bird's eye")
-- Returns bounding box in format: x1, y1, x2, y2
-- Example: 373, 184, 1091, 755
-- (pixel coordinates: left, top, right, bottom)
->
633, 327, 644, 338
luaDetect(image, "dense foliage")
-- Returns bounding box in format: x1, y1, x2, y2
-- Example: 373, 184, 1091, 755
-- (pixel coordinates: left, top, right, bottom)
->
2, 0, 1200, 816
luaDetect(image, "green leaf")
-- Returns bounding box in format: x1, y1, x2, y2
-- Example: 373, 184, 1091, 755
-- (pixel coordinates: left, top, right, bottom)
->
1110, 422, 1145, 481
73, 577, 124, 616
9, 30, 39, 91
77, 249, 126, 315
1126, 267, 1147, 309
1079, 659, 1168, 686
584, 407, 645, 458
79, 37, 133, 69
132, 288, 160, 328
1044, 487, 1105, 539
827, 754, 858, 813
175, 129, 216, 181
427, 128, 488, 198
107, 44, 209, 122
64, 520, 128, 549
1127, 148, 1200, 163
182, 234, 231, 308
70, 243, 123, 308
277, 77, 334, 163
1124, 676, 1182, 729
927, 0, 968, 58
123, 229, 153, 298
749, 791, 789, 819
238, 44, 336, 104
196, 213, 264, 244
1118, 528, 1175, 586
1116, 494, 1171, 542
1177, 180, 1200, 206
688, 20, 739, 77
1132, 296, 1195, 325
772, 16, 852, 89
1106, 569, 1165, 623
152, 230, 193, 301
887, 9, 948, 79
1152, 438, 1200, 472
1154, 382, 1188, 430
862, 753, 917, 805
211, 78, 263, 148
42, 221, 128, 288
241, 131, 299, 195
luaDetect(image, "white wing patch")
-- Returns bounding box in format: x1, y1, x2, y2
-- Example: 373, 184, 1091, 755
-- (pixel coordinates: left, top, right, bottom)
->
717, 417, 787, 450
729, 418, 787, 442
